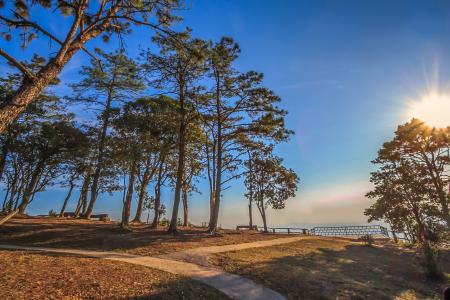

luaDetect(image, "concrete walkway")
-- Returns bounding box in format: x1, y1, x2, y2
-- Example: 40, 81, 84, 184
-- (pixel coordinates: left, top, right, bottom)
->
0, 237, 305, 300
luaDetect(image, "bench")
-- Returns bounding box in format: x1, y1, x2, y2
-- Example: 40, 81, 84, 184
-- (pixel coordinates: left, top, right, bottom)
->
236, 225, 258, 230
63, 212, 110, 221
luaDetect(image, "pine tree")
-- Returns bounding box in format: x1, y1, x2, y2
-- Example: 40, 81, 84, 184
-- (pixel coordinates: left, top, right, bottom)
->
0, 0, 181, 132
201, 37, 293, 232
69, 49, 144, 219
141, 30, 207, 233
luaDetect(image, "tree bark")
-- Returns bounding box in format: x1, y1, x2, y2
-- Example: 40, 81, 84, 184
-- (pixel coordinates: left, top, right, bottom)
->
121, 160, 137, 230
17, 161, 44, 213
11, 177, 24, 212
204, 134, 216, 229
4, 158, 18, 212
2, 184, 9, 211
168, 126, 186, 232
75, 167, 91, 217
132, 159, 154, 223
151, 157, 165, 229
59, 180, 75, 217
182, 189, 188, 227
247, 151, 253, 229
209, 83, 222, 232
0, 138, 10, 182
168, 85, 186, 233
260, 202, 268, 233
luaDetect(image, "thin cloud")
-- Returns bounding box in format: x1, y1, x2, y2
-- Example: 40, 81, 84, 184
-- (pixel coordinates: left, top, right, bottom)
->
282, 79, 344, 90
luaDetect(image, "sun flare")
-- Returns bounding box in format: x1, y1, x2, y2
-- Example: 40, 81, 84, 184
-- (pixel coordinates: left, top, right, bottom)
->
407, 92, 450, 128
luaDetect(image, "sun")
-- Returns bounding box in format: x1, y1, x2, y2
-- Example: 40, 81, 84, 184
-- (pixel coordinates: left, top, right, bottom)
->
407, 92, 450, 128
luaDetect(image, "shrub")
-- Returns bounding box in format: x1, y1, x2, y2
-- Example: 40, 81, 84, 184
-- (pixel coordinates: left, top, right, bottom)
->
48, 209, 58, 217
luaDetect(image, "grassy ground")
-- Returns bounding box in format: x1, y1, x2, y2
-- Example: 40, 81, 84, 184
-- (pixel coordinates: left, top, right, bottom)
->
0, 250, 229, 300
210, 237, 450, 300
0, 217, 280, 256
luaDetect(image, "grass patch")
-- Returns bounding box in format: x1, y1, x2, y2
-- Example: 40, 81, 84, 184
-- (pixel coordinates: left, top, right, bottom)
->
0, 250, 229, 299
210, 237, 450, 300
0, 217, 281, 256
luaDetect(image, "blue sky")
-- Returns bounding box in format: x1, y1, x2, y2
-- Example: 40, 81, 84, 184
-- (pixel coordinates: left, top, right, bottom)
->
3, 0, 450, 227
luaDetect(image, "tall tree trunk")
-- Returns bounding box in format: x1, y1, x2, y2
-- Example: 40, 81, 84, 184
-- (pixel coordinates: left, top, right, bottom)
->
84, 90, 114, 219
81, 194, 88, 215
75, 168, 91, 217
132, 159, 153, 223
17, 162, 44, 214
204, 134, 216, 229
209, 118, 222, 231
248, 201, 253, 229
2, 184, 10, 211
168, 88, 186, 233
59, 180, 75, 217
121, 160, 137, 230
11, 177, 24, 212
248, 151, 253, 229
260, 202, 268, 233
182, 189, 188, 227
5, 160, 19, 213
0, 140, 9, 182
151, 157, 165, 229
168, 126, 186, 233
151, 188, 161, 228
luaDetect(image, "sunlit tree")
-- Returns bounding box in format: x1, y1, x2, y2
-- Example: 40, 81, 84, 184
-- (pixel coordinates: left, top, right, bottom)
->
0, 0, 181, 133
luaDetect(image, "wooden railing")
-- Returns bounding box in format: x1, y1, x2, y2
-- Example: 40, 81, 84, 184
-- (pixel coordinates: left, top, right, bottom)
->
257, 227, 310, 234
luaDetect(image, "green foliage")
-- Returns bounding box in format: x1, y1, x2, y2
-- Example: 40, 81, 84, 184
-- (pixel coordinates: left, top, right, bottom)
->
0, 23, 297, 235
246, 148, 298, 210
245, 146, 299, 231
365, 119, 450, 278
365, 119, 450, 239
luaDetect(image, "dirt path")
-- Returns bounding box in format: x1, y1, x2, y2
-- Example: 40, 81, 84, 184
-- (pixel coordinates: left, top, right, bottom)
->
0, 237, 305, 300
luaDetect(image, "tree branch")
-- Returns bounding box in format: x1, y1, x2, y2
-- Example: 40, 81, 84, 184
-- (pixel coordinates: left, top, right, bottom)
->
0, 48, 36, 81
0, 14, 101, 66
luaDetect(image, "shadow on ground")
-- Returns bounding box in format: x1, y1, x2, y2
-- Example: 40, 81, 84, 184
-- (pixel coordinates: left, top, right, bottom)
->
212, 239, 450, 300
0, 217, 280, 256
0, 249, 229, 300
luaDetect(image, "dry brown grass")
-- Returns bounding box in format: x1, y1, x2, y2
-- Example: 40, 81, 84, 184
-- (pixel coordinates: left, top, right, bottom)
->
0, 217, 281, 256
210, 236, 450, 300
0, 250, 229, 300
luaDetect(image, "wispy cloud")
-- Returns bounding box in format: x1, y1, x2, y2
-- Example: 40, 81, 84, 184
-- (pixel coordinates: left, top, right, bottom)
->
282, 79, 344, 91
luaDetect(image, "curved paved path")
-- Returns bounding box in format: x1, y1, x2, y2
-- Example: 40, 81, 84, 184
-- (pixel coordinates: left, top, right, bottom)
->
0, 236, 304, 300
